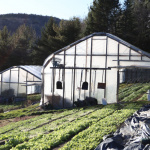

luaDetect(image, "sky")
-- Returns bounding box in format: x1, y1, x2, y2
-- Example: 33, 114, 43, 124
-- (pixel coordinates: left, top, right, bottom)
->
0, 0, 124, 20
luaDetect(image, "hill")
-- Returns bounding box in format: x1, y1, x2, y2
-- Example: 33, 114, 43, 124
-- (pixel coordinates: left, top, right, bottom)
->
0, 13, 61, 37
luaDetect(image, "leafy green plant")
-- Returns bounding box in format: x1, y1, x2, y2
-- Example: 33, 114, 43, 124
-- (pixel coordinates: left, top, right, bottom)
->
3, 105, 117, 150
121, 84, 150, 102
60, 103, 143, 150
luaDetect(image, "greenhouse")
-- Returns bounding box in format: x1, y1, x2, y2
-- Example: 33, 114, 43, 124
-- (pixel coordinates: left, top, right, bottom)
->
0, 65, 42, 101
41, 32, 150, 108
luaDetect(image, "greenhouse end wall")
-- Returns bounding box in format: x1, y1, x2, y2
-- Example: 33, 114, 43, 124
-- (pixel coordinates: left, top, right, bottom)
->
42, 33, 150, 108
0, 66, 42, 101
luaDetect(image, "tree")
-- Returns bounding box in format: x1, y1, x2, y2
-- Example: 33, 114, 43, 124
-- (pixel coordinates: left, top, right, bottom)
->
132, 0, 150, 52
32, 17, 59, 65
10, 24, 36, 66
117, 0, 136, 42
84, 0, 121, 35
32, 17, 82, 65
0, 26, 13, 70
54, 17, 82, 46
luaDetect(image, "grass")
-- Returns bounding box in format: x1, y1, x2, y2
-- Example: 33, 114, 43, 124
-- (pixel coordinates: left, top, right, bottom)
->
0, 94, 41, 112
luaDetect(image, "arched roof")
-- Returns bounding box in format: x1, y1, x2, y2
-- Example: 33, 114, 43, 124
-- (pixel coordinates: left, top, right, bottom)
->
0, 65, 42, 80
43, 32, 150, 68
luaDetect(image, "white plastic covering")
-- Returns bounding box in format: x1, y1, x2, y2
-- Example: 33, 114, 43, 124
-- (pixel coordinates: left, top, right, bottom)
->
0, 65, 42, 98
41, 33, 150, 108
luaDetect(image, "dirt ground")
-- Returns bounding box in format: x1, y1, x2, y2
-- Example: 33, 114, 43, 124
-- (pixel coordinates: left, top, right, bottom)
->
0, 115, 38, 128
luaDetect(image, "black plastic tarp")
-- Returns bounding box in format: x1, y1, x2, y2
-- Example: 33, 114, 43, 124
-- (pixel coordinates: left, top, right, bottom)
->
95, 104, 150, 150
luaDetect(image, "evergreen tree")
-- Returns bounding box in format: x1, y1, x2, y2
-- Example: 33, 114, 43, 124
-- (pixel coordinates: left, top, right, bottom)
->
84, 11, 95, 35
32, 17, 82, 65
0, 26, 13, 70
54, 17, 82, 46
32, 17, 59, 65
84, 0, 121, 35
10, 24, 36, 66
132, 0, 150, 52
117, 0, 136, 43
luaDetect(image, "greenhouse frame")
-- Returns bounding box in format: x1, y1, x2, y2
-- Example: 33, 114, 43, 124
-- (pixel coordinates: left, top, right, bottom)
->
0, 65, 42, 101
41, 32, 150, 108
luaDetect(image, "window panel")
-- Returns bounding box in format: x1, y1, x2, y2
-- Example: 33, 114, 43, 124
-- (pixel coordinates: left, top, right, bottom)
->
64, 69, 73, 107
120, 60, 150, 67
11, 69, 18, 82
18, 84, 26, 97
76, 40, 86, 54
65, 56, 74, 67
87, 38, 91, 55
64, 55, 74, 107
2, 70, 10, 82
75, 56, 90, 68
93, 36, 107, 40
92, 40, 106, 54
90, 70, 105, 104
11, 68, 18, 71
106, 56, 117, 103
119, 56, 129, 60
66, 46, 75, 54
45, 59, 53, 73
76, 56, 86, 68
142, 56, 150, 61
130, 56, 141, 60
19, 69, 27, 83
1, 83, 9, 97
10, 83, 18, 97
27, 86, 35, 94
27, 73, 34, 81
119, 44, 129, 55
92, 56, 105, 68
44, 72, 52, 95
131, 49, 140, 55
34, 77, 41, 82
107, 38, 118, 54
74, 69, 90, 101
58, 51, 64, 55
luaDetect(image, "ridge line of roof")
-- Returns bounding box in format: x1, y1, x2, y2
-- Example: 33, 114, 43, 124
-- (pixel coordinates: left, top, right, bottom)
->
43, 32, 150, 67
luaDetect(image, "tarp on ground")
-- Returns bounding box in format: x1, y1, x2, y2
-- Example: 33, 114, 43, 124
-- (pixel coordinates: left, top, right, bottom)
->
95, 104, 150, 150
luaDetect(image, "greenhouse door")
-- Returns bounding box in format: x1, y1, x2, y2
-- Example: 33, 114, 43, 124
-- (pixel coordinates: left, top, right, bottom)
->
90, 70, 105, 104
74, 69, 106, 105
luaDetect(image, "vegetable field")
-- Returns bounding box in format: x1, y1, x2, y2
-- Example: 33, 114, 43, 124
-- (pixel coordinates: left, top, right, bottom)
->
0, 94, 41, 112
0, 83, 149, 150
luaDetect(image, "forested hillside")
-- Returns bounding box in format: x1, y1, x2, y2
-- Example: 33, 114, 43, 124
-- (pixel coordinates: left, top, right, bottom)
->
0, 14, 61, 37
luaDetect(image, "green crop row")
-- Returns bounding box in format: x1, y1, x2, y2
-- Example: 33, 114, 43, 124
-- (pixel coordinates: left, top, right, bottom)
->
0, 108, 79, 135
27, 105, 102, 138
137, 92, 147, 101
2, 104, 118, 150
118, 83, 143, 100
121, 84, 150, 102
119, 83, 133, 93
0, 105, 101, 141
60, 103, 143, 150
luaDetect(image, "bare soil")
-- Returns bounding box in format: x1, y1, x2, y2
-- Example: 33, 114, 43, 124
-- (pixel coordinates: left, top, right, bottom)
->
0, 115, 38, 128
